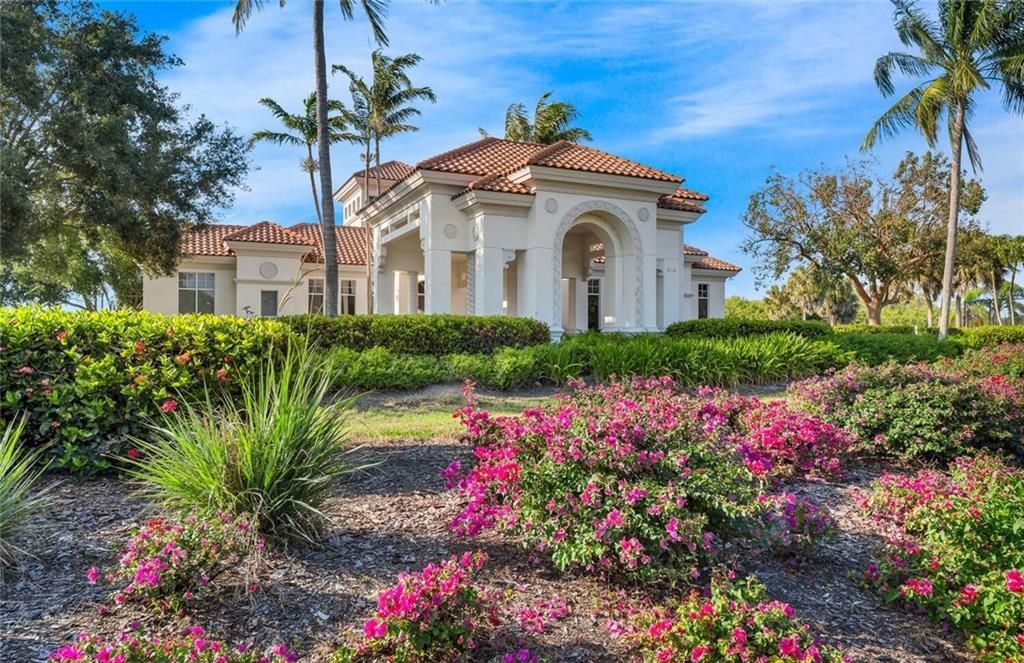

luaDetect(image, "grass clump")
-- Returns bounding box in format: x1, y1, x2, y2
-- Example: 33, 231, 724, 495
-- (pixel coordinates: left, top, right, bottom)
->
0, 417, 51, 566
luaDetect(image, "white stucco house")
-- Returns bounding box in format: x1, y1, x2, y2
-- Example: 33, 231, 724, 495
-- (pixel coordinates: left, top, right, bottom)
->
142, 137, 740, 336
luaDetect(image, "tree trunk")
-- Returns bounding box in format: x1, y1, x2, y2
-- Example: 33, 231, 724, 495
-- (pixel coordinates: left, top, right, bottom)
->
924, 296, 934, 329
937, 100, 965, 341
363, 143, 371, 202
866, 301, 882, 325
955, 292, 963, 328
313, 0, 338, 317
374, 135, 382, 201
306, 143, 323, 225
1011, 270, 1018, 325
990, 272, 1002, 325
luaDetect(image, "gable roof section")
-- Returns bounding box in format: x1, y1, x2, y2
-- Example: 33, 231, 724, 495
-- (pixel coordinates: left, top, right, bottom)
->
182, 224, 248, 257
288, 223, 368, 266
223, 221, 314, 247
683, 244, 709, 256
658, 187, 709, 213
350, 160, 415, 182
181, 222, 367, 265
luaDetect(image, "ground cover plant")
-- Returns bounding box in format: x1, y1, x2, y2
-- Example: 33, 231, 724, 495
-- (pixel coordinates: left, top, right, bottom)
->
0, 416, 51, 566
860, 453, 1024, 662
48, 625, 296, 663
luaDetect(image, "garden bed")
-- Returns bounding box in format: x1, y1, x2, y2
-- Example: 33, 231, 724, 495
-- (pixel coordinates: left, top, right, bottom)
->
1, 398, 974, 662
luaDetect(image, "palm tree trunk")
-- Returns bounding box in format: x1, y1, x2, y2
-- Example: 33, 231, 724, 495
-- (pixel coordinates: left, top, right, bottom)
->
925, 296, 934, 328
313, 0, 338, 317
363, 142, 371, 201
306, 143, 323, 225
374, 135, 382, 201
1010, 270, 1018, 325
937, 100, 965, 341
990, 272, 1002, 325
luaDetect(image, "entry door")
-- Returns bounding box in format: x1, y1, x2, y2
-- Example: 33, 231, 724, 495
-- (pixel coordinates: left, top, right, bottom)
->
587, 279, 601, 331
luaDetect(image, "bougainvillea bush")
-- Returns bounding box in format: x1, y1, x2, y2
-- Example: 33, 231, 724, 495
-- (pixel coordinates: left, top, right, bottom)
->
48, 625, 296, 663
0, 307, 291, 472
88, 512, 260, 613
860, 454, 1024, 661
948, 343, 1024, 382
606, 575, 850, 662
788, 362, 1024, 459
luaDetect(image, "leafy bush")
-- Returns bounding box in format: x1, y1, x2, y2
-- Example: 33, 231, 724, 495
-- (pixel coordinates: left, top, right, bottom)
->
953, 324, 1024, 349
861, 454, 1024, 662
48, 625, 296, 663
330, 346, 449, 390
829, 332, 961, 365
332, 551, 503, 663
129, 344, 359, 544
0, 307, 291, 472
0, 416, 51, 565
949, 343, 1024, 381
446, 380, 769, 582
736, 399, 851, 478
665, 318, 833, 339
444, 349, 540, 390
833, 323, 916, 335
88, 512, 259, 613
282, 314, 550, 355
608, 575, 849, 662
789, 363, 1024, 459
756, 492, 838, 557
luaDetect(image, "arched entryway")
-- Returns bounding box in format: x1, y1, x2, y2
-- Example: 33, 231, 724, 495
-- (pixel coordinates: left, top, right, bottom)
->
553, 202, 643, 335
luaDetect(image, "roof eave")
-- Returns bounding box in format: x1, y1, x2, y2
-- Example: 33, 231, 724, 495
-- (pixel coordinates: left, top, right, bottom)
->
526, 165, 681, 195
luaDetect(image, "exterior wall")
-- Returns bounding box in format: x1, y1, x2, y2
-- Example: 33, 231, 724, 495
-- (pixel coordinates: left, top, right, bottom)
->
689, 271, 730, 319
142, 259, 236, 316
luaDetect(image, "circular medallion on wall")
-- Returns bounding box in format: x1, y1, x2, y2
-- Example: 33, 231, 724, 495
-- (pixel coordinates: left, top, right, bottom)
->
637, 207, 650, 222
443, 223, 458, 239
544, 198, 559, 214
258, 261, 278, 279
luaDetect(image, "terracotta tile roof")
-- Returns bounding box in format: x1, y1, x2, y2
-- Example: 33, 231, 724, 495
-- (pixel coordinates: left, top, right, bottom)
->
350, 160, 415, 183
527, 141, 682, 182
683, 244, 709, 256
692, 255, 742, 272
223, 221, 314, 247
288, 223, 368, 266
418, 137, 544, 176
182, 224, 248, 257
457, 172, 535, 197
658, 187, 709, 213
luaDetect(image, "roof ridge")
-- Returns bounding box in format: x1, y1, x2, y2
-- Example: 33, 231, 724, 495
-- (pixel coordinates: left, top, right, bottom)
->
416, 136, 499, 170
524, 140, 573, 166
223, 221, 315, 245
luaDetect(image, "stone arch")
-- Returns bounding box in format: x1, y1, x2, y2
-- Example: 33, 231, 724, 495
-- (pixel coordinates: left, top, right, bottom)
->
553, 200, 644, 331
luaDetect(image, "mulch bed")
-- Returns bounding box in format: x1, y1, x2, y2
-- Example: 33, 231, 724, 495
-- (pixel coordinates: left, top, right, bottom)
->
1, 410, 971, 662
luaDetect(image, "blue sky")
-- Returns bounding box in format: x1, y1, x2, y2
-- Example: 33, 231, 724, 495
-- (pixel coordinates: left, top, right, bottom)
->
102, 0, 1023, 298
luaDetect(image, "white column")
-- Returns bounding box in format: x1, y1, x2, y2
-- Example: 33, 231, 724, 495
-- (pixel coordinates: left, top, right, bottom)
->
641, 252, 659, 330
375, 269, 396, 314
661, 258, 681, 327
474, 247, 505, 316
406, 272, 419, 314
522, 247, 557, 336
423, 249, 451, 314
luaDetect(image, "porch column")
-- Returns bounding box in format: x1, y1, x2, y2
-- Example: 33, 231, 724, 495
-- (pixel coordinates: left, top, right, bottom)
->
473, 247, 505, 316
423, 249, 451, 314
661, 258, 681, 328
375, 269, 396, 314
406, 271, 419, 314
521, 247, 557, 336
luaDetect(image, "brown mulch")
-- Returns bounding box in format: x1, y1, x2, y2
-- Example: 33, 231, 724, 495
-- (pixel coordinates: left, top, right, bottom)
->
1, 425, 973, 662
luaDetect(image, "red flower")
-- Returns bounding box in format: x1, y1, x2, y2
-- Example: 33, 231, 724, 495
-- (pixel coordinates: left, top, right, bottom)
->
56, 331, 68, 343
126, 448, 141, 460
1006, 569, 1024, 593
216, 367, 229, 384
160, 399, 178, 414
175, 353, 191, 364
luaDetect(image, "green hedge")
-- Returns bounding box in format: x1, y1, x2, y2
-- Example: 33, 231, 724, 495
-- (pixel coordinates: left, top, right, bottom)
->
833, 324, 917, 335
281, 314, 549, 355
0, 308, 291, 472
664, 318, 833, 339
950, 325, 1024, 349
829, 333, 961, 365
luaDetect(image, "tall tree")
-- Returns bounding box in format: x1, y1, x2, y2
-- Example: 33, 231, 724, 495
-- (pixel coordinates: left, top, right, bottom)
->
741, 154, 983, 325
252, 93, 357, 225
233, 0, 388, 317
1, 1, 250, 308
862, 0, 1024, 339
1002, 235, 1024, 324
481, 92, 593, 144
334, 50, 435, 199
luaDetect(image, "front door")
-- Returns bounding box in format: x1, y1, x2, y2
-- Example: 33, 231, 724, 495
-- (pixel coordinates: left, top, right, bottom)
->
587, 279, 601, 331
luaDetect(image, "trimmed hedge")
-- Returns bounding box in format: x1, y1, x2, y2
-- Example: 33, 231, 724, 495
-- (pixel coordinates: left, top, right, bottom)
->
665, 318, 832, 339
951, 325, 1024, 349
281, 314, 549, 355
0, 308, 291, 472
833, 324, 917, 335
829, 333, 960, 365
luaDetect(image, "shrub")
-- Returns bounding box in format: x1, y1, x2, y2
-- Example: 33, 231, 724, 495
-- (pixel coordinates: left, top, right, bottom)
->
788, 363, 1024, 459
330, 346, 449, 390
332, 551, 503, 663
664, 318, 833, 339
445, 379, 765, 582
829, 332, 960, 365
88, 512, 259, 613
48, 625, 296, 662
949, 343, 1024, 381
282, 314, 550, 355
860, 454, 1024, 662
755, 492, 838, 557
0, 416, 51, 565
444, 349, 540, 390
128, 343, 359, 544
736, 400, 851, 478
952, 324, 1024, 349
833, 323, 916, 335
0, 307, 291, 472
608, 575, 849, 662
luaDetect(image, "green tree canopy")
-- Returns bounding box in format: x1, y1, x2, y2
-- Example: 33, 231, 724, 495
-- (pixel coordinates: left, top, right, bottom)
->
481, 92, 592, 144
1, 0, 251, 308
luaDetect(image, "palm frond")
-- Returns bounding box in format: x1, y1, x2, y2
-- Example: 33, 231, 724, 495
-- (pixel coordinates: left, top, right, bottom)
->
862, 84, 927, 150
874, 51, 934, 96
251, 130, 303, 147
233, 0, 285, 34
338, 0, 389, 46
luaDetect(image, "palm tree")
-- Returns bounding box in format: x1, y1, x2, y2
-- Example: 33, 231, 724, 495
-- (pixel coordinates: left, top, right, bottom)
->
1003, 234, 1024, 324
233, 0, 389, 317
482, 92, 593, 144
862, 0, 1024, 340
334, 51, 435, 199
252, 94, 357, 225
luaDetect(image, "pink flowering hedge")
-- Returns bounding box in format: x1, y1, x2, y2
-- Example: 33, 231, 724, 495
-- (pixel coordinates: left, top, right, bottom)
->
860, 454, 1024, 661
49, 625, 296, 663
0, 307, 291, 473
88, 512, 261, 613
948, 342, 1024, 382
606, 576, 849, 662
445, 380, 840, 582
788, 361, 1024, 460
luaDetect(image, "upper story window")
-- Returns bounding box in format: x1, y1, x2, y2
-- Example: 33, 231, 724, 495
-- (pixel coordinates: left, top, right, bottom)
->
178, 272, 214, 314
697, 283, 709, 319
308, 278, 324, 314
340, 279, 357, 315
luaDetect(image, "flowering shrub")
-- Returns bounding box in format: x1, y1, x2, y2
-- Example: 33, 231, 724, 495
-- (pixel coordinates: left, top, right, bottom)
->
48, 625, 296, 662
446, 379, 765, 582
860, 454, 1024, 661
788, 362, 1024, 459
0, 307, 291, 472
754, 492, 838, 557
333, 551, 504, 662
606, 575, 849, 662
948, 343, 1024, 382
89, 512, 259, 613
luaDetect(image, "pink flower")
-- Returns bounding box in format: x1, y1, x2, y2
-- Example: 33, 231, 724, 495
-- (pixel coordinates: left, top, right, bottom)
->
900, 578, 934, 598
1006, 569, 1024, 593
160, 399, 178, 413
364, 618, 387, 639
690, 645, 710, 661
779, 634, 803, 658
126, 448, 140, 460
86, 567, 101, 584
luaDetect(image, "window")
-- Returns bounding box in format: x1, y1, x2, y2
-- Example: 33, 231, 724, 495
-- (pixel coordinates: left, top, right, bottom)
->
417, 279, 425, 313
260, 290, 278, 317
587, 279, 601, 331
340, 279, 357, 315
697, 283, 709, 319
308, 278, 324, 314
178, 272, 215, 314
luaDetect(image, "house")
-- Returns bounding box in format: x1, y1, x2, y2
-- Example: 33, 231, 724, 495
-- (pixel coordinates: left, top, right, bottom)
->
142, 137, 740, 335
